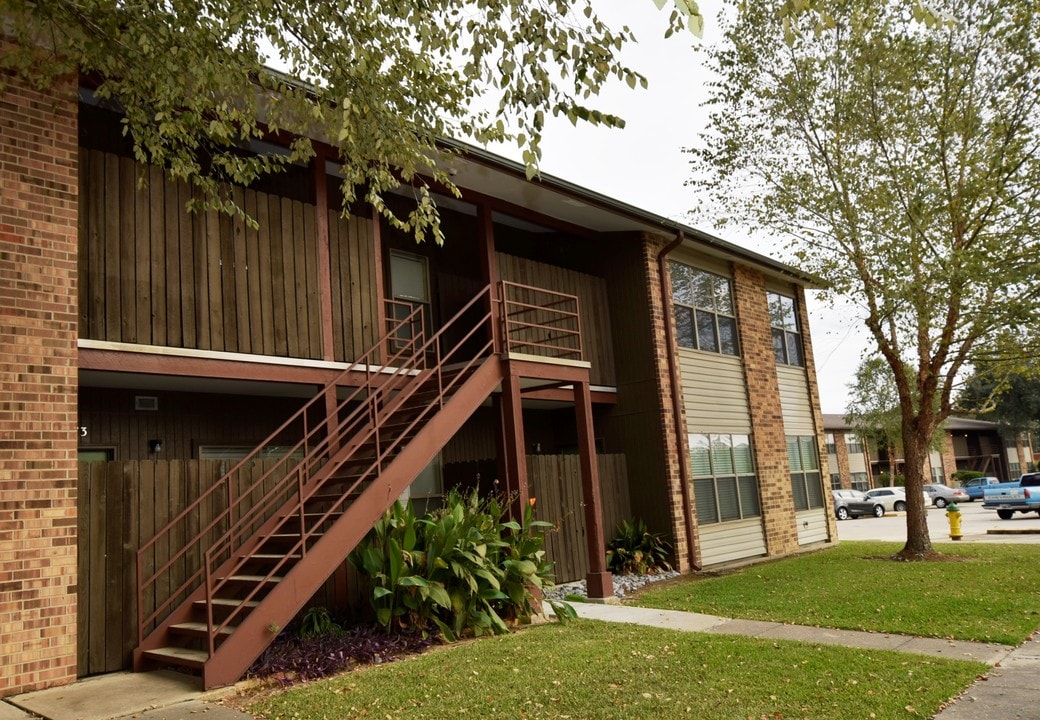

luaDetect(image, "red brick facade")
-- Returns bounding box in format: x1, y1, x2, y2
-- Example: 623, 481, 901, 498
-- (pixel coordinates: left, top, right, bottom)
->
0, 67, 80, 694
639, 233, 698, 571
794, 285, 837, 541
732, 265, 800, 555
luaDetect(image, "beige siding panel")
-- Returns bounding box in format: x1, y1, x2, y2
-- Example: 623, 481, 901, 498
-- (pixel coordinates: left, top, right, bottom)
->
777, 365, 814, 435
796, 509, 829, 545
848, 454, 868, 474
677, 349, 752, 434
698, 518, 767, 567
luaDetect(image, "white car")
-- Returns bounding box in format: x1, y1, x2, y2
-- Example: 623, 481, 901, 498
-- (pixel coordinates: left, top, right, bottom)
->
863, 486, 931, 512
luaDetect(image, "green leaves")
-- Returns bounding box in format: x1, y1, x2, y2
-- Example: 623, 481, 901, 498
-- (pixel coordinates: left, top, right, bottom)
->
605, 518, 673, 575
350, 489, 558, 639
4, 0, 697, 243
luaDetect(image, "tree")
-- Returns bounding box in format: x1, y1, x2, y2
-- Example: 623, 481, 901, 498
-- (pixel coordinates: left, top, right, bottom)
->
960, 363, 1040, 471
1, 0, 701, 240
691, 0, 1040, 558
845, 357, 903, 477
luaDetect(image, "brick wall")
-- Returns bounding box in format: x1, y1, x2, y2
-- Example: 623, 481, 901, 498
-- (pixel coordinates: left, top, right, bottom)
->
794, 285, 837, 542
833, 434, 852, 488
0, 64, 80, 695
639, 234, 697, 571
940, 433, 958, 483
732, 265, 799, 554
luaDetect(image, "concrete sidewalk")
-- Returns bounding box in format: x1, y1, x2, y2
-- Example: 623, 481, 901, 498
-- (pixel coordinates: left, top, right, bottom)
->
3, 606, 1035, 719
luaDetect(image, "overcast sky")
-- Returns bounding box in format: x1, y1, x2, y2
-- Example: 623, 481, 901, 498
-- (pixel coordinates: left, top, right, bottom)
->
489, 0, 871, 414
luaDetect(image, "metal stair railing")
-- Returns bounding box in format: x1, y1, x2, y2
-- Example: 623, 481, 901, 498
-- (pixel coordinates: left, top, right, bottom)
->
136, 296, 431, 644
195, 291, 498, 653
135, 285, 495, 650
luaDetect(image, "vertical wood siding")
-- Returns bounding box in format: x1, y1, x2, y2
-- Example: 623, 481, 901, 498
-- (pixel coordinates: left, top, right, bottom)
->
677, 350, 752, 434
495, 253, 616, 386
77, 460, 351, 677
328, 209, 379, 362
79, 150, 379, 360
527, 454, 630, 583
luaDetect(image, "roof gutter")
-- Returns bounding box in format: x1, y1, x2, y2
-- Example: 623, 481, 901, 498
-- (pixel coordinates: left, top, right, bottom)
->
657, 231, 701, 572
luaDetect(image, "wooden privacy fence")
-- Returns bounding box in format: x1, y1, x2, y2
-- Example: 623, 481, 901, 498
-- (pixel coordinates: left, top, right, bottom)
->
77, 453, 629, 675
527, 453, 631, 584
76, 460, 364, 678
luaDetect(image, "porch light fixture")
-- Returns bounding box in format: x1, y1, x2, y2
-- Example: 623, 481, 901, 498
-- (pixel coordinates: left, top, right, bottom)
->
149, 439, 163, 454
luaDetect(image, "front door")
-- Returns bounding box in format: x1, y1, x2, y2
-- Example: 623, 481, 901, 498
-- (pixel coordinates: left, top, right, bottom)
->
389, 250, 431, 350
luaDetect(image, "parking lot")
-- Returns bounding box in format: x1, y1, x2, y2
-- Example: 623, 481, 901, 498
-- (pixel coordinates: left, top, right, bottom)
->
834, 499, 1040, 544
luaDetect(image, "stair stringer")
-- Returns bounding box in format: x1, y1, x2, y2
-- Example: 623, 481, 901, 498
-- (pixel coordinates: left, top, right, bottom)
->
198, 354, 504, 689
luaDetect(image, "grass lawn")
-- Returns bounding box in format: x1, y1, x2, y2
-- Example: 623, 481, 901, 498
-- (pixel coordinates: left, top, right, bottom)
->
248, 620, 985, 720
630, 541, 1040, 645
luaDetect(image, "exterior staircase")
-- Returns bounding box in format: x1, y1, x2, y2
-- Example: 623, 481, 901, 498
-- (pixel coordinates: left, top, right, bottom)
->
132, 282, 587, 689
133, 288, 504, 688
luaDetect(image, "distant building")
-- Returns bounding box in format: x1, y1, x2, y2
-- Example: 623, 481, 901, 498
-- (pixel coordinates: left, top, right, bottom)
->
823, 414, 1036, 489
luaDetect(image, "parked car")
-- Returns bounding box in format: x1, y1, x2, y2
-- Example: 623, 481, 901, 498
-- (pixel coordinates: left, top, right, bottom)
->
863, 486, 931, 512
962, 476, 1005, 501
922, 483, 969, 508
832, 489, 885, 520
982, 473, 1040, 519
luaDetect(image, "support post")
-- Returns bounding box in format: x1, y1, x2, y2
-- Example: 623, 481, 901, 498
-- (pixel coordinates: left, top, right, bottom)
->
500, 364, 529, 518
574, 379, 614, 600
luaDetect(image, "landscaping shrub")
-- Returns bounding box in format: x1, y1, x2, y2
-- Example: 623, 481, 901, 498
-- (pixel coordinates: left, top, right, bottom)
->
605, 518, 672, 575
952, 469, 984, 483
350, 489, 571, 640
249, 623, 434, 683
874, 472, 906, 486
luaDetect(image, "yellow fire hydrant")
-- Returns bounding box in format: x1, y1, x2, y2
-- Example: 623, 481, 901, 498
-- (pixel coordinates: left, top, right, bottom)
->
947, 503, 962, 541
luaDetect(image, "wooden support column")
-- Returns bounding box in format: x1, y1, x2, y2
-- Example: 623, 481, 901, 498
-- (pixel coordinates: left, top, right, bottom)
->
312, 147, 336, 362
574, 379, 613, 600
477, 203, 502, 353
500, 365, 529, 518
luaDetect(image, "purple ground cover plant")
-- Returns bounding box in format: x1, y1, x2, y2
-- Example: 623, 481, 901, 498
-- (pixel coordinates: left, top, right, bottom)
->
248, 624, 435, 685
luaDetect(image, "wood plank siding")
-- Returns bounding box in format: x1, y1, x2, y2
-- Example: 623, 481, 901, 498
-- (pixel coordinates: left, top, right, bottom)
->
527, 453, 631, 583
677, 350, 752, 434
77, 460, 358, 677
78, 150, 379, 362
496, 253, 616, 386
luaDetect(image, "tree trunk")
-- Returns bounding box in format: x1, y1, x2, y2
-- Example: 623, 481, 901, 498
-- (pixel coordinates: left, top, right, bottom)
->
898, 420, 933, 558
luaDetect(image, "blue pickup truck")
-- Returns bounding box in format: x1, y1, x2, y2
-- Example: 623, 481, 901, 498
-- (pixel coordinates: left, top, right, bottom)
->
962, 476, 1006, 501
982, 473, 1040, 519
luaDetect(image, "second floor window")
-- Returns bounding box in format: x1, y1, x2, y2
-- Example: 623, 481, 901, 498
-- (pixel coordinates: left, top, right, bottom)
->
767, 292, 803, 366
845, 433, 864, 455
670, 262, 739, 356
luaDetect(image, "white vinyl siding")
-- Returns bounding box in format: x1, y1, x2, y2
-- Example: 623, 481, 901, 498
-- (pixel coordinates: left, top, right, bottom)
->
776, 365, 813, 435
678, 350, 752, 434
698, 519, 767, 567
848, 452, 868, 475
796, 508, 829, 545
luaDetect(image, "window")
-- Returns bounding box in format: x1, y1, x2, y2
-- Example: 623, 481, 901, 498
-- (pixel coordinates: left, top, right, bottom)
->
1010, 462, 1022, 477
825, 433, 836, 455
830, 473, 842, 489
850, 472, 869, 491
689, 434, 760, 524
844, 433, 864, 455
670, 262, 739, 356
788, 435, 824, 510
767, 292, 803, 366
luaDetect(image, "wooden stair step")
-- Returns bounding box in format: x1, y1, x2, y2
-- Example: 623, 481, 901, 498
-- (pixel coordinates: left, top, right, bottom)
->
222, 574, 284, 583
170, 621, 235, 637
195, 598, 261, 609
142, 646, 208, 669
